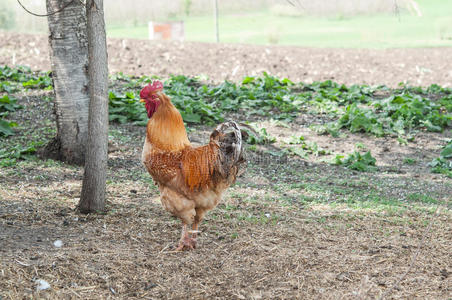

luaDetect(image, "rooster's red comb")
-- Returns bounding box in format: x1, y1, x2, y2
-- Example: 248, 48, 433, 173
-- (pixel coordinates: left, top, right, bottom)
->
140, 80, 163, 99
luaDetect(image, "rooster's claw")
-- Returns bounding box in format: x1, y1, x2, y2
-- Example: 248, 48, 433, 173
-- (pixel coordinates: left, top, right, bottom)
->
175, 236, 197, 251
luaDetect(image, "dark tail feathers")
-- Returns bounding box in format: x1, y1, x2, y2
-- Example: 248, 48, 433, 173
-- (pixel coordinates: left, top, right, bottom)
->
210, 121, 247, 181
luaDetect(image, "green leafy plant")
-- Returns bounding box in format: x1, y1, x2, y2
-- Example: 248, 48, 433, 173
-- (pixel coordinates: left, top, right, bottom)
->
324, 91, 452, 138
335, 151, 377, 172
4, 65, 449, 142
165, 73, 300, 122
0, 95, 22, 136
242, 125, 276, 145
162, 75, 224, 124
403, 158, 417, 165
285, 135, 328, 157
108, 72, 302, 125
108, 91, 148, 125
0, 66, 53, 138
105, 72, 452, 136
0, 118, 17, 137
0, 65, 52, 90
332, 154, 345, 165
429, 139, 452, 178
0, 142, 43, 166
438, 95, 452, 112
337, 103, 384, 136
22, 75, 53, 89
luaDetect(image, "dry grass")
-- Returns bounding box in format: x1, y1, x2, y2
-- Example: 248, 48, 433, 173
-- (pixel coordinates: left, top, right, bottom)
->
1, 182, 451, 299
1, 122, 451, 298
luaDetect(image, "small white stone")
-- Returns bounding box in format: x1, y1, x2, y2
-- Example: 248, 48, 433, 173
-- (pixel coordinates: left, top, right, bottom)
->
36, 279, 50, 291
53, 240, 63, 248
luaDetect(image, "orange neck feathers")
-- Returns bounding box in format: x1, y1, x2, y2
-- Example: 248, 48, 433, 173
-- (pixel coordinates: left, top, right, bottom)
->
146, 93, 190, 151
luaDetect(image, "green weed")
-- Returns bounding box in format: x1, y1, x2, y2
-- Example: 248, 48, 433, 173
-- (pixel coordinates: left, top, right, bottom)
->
403, 157, 417, 165
0, 65, 52, 90
242, 124, 276, 145
0, 141, 43, 166
334, 151, 377, 172
429, 139, 452, 177
284, 135, 328, 157
108, 91, 148, 125
0, 94, 21, 136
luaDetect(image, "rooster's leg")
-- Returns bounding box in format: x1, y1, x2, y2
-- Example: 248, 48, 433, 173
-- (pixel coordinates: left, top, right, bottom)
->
189, 209, 205, 248
189, 222, 199, 249
175, 223, 195, 251
191, 222, 199, 238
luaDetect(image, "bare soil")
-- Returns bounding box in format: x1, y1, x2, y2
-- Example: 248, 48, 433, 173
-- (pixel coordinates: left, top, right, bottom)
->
1, 32, 451, 299
1, 31, 452, 87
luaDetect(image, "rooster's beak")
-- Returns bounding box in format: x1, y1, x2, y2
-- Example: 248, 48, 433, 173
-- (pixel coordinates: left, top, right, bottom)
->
139, 99, 146, 103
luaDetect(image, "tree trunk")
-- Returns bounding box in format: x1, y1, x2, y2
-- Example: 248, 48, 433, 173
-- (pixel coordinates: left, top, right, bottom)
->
44, 0, 89, 165
79, 0, 109, 213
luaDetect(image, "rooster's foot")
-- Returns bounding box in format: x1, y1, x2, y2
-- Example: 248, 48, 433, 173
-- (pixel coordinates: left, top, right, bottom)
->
175, 236, 197, 251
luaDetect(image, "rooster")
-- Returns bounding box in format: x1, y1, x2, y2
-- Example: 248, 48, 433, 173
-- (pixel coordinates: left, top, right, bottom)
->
140, 81, 246, 251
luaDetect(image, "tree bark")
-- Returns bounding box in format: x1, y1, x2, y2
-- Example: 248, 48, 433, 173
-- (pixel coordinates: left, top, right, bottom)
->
79, 0, 109, 213
44, 0, 89, 165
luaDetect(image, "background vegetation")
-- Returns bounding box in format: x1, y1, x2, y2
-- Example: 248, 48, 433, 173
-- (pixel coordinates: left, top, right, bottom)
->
2, 0, 452, 48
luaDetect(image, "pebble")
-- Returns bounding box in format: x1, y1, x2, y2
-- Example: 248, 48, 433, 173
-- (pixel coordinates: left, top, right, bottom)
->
53, 240, 63, 248
36, 279, 50, 291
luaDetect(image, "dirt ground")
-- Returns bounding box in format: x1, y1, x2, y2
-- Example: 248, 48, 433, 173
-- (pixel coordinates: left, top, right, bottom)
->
1, 31, 452, 299
1, 31, 452, 87
1, 117, 451, 299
